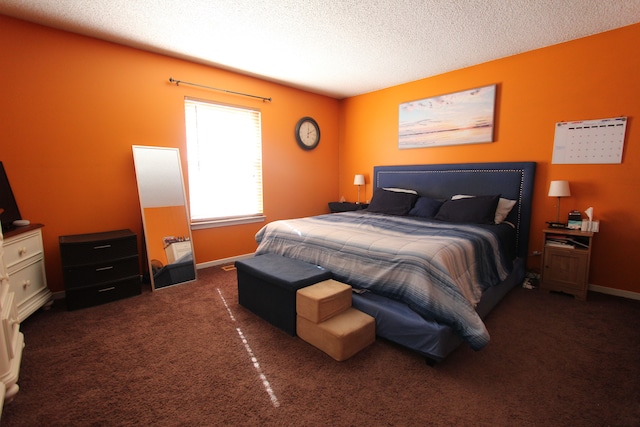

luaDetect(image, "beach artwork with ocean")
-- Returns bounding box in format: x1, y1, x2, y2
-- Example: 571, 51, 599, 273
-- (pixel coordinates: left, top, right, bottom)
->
398, 84, 496, 149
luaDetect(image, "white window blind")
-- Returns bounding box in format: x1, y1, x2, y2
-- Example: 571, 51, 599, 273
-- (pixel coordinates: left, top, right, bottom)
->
184, 98, 264, 226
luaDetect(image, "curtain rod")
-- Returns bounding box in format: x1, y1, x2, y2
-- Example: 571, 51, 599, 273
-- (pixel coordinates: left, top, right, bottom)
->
169, 77, 272, 102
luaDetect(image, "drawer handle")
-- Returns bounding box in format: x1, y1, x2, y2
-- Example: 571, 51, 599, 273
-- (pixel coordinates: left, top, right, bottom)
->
22, 279, 31, 289
93, 244, 112, 250
95, 266, 114, 272
98, 287, 116, 293
19, 247, 27, 256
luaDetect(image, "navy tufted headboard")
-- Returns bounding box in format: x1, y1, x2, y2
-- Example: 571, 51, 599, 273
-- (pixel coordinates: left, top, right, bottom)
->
373, 162, 536, 258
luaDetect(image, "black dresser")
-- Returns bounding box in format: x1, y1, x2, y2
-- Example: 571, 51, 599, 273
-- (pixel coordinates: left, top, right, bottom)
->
328, 202, 369, 213
59, 229, 141, 310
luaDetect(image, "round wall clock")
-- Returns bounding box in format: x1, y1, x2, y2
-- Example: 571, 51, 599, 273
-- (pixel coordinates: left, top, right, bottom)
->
295, 117, 320, 150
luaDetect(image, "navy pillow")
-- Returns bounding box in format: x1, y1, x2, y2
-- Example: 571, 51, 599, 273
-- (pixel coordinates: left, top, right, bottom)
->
409, 196, 443, 219
434, 195, 500, 224
366, 188, 418, 216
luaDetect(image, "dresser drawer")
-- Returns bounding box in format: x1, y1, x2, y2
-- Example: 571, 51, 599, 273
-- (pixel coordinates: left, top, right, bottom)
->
3, 229, 44, 270
65, 276, 141, 311
60, 232, 137, 266
62, 256, 139, 289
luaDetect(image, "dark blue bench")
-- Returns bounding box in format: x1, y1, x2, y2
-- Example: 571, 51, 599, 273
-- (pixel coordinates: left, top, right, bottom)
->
235, 253, 332, 335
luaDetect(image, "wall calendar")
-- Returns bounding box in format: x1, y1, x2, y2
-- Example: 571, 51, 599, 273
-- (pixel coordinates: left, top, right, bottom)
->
552, 117, 627, 164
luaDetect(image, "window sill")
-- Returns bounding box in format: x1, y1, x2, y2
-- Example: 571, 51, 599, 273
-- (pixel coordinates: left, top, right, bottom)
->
191, 215, 266, 230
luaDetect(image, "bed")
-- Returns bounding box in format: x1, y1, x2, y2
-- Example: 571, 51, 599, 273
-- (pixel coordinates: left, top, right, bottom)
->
255, 161, 536, 364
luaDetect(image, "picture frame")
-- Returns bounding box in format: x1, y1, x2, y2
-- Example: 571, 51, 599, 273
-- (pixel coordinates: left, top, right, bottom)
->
398, 84, 496, 149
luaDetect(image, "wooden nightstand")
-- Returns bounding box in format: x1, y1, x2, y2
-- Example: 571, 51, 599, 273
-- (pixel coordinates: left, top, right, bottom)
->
540, 228, 594, 300
328, 202, 368, 213
3, 224, 52, 321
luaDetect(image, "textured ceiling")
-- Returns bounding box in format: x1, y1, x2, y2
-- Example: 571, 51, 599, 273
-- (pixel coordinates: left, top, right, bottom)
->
2, 0, 640, 98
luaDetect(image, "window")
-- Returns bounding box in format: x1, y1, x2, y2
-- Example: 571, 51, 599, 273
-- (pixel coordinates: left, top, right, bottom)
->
184, 98, 264, 228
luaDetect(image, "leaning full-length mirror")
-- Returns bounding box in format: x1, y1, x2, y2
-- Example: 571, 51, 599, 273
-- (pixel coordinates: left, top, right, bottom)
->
132, 145, 196, 290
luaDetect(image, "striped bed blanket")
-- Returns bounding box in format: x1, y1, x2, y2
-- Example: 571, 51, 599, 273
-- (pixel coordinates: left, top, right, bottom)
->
254, 211, 514, 350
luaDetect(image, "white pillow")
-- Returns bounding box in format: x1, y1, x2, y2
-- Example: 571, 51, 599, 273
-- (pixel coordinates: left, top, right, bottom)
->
451, 194, 516, 224
451, 194, 473, 200
495, 198, 516, 224
383, 187, 418, 194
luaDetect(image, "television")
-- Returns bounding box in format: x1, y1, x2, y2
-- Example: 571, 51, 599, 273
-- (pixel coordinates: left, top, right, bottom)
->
0, 162, 22, 233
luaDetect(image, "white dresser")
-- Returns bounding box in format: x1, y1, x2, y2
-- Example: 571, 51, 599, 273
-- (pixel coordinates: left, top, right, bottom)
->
3, 224, 52, 321
0, 225, 25, 406
165, 240, 192, 264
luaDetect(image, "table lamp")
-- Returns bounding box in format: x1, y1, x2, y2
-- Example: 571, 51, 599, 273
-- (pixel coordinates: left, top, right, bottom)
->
353, 174, 365, 204
548, 180, 571, 225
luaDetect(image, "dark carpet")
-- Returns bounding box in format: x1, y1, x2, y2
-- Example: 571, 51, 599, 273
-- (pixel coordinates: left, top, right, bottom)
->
2, 266, 639, 426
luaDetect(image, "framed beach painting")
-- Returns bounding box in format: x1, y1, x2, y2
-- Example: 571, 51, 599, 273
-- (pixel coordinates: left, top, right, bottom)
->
398, 84, 496, 149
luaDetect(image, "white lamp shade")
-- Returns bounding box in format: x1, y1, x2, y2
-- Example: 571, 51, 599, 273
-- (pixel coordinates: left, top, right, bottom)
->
548, 180, 571, 197
353, 174, 365, 186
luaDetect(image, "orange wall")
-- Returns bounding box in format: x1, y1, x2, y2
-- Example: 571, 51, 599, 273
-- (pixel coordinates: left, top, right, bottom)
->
0, 15, 340, 293
339, 23, 640, 294
2, 15, 639, 296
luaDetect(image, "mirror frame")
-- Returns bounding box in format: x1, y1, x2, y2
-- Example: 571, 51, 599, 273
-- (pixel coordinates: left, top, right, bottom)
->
132, 145, 196, 290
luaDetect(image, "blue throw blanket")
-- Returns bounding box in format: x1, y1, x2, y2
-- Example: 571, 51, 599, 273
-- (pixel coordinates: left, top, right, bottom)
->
255, 211, 513, 350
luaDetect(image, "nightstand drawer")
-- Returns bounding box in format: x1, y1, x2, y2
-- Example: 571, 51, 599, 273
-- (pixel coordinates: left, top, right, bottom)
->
3, 229, 44, 269
62, 256, 139, 289
543, 247, 588, 290
8, 257, 47, 309
65, 276, 141, 310
3, 224, 52, 321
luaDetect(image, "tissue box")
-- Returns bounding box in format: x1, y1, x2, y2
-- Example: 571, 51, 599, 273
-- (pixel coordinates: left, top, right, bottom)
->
581, 219, 600, 232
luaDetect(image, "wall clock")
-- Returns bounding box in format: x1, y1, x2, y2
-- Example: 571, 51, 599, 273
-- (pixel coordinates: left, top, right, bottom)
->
295, 117, 320, 150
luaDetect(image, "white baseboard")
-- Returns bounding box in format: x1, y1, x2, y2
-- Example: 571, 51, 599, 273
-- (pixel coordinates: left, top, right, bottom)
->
53, 259, 639, 303
52, 291, 65, 301
589, 284, 640, 301
196, 253, 254, 270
